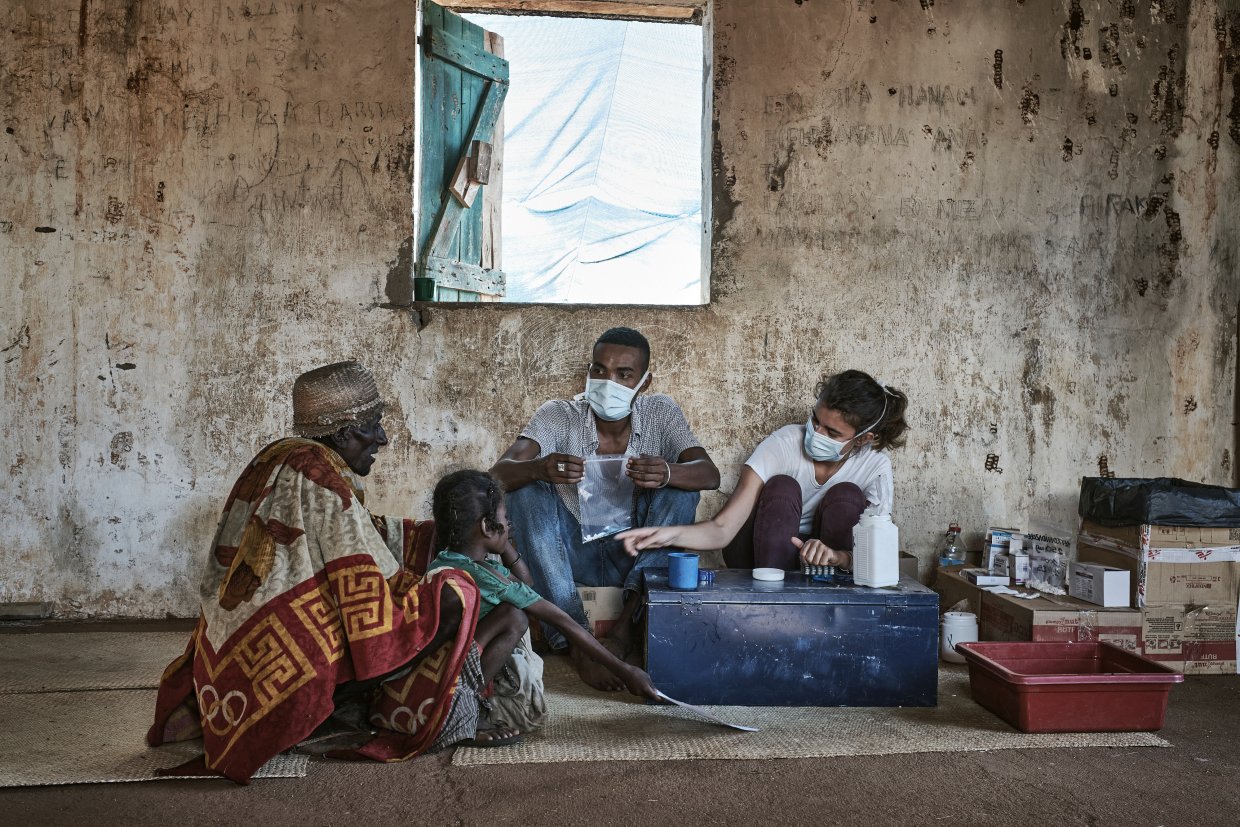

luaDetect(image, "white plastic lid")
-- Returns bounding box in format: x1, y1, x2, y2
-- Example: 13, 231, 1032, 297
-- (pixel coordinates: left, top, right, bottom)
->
752, 567, 785, 581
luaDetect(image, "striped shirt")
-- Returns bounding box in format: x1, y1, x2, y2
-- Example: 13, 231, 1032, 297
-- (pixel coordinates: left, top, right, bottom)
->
519, 394, 702, 521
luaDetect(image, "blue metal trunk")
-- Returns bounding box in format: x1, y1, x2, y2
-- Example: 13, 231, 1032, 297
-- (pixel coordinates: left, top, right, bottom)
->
644, 569, 940, 707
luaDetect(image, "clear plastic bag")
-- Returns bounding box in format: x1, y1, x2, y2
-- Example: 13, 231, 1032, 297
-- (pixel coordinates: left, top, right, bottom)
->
578, 454, 635, 542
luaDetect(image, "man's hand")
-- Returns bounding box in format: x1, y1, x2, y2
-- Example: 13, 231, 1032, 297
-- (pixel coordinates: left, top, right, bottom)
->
626, 454, 671, 489
617, 526, 679, 555
791, 537, 851, 567
622, 665, 662, 702
538, 453, 584, 485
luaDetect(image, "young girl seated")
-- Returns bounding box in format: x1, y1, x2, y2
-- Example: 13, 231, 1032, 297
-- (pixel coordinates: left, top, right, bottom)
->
428, 470, 661, 740
620, 370, 908, 573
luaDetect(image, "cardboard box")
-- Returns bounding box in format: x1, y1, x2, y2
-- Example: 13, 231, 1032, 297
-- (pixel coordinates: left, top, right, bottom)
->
984, 527, 1023, 572
944, 549, 1237, 674
899, 552, 919, 582
994, 553, 1030, 585
1141, 601, 1238, 675
576, 585, 624, 638
1079, 521, 1240, 552
978, 588, 1143, 652
1068, 561, 1131, 607
932, 566, 984, 616
1077, 540, 1240, 609
963, 567, 1010, 587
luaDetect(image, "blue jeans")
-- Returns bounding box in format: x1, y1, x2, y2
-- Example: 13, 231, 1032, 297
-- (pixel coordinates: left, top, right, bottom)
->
505, 481, 700, 650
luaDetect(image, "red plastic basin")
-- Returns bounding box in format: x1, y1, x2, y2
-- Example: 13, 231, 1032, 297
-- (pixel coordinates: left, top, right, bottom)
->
954, 641, 1184, 733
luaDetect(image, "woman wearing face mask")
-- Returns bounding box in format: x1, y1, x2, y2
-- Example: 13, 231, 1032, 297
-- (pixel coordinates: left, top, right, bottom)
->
620, 370, 908, 573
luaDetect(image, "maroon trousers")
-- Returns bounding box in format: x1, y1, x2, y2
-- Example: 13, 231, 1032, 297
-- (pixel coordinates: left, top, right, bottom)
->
722, 476, 870, 570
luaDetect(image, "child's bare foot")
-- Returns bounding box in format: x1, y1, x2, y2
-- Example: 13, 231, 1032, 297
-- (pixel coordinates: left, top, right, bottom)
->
461, 722, 522, 748
571, 640, 627, 691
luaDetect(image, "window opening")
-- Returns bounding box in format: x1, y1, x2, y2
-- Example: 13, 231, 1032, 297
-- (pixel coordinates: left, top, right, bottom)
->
416, 3, 707, 305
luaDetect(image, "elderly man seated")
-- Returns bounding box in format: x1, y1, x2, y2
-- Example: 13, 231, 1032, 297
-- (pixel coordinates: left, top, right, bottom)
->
149, 361, 526, 783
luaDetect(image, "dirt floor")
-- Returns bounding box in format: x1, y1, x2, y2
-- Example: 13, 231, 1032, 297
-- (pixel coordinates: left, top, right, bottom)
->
3, 621, 1238, 826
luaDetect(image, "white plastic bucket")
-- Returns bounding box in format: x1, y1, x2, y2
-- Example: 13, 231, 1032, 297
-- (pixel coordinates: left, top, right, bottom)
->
941, 611, 978, 663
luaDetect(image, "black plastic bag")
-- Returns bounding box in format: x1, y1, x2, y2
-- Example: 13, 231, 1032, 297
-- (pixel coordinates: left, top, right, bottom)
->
1079, 477, 1240, 527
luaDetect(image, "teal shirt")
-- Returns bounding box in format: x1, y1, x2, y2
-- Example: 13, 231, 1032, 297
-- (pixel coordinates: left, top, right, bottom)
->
429, 550, 543, 618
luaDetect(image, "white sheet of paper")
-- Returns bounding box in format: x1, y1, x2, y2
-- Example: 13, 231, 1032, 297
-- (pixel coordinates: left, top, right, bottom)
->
655, 690, 760, 732
982, 585, 1041, 600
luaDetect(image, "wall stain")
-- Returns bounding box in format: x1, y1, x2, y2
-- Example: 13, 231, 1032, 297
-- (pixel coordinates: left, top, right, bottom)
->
383, 234, 414, 307
78, 0, 89, 54
766, 144, 793, 192
811, 116, 833, 159
1149, 44, 1186, 136
1155, 204, 1183, 296
1224, 12, 1240, 146
109, 431, 133, 468
1020, 86, 1040, 125
711, 117, 739, 230
1060, 1, 1086, 60
1021, 339, 1055, 451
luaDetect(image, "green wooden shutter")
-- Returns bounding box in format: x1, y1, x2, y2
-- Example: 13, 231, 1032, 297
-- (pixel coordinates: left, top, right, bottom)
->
416, 2, 508, 302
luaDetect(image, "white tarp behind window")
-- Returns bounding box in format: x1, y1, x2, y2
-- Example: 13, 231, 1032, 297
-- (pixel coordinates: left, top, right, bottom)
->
466, 14, 704, 304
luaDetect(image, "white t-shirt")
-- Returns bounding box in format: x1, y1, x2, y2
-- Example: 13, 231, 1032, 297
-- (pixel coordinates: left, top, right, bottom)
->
744, 424, 894, 533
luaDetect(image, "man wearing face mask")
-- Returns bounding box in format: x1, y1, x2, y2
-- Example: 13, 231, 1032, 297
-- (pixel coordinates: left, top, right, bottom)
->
491, 327, 720, 691
619, 370, 910, 576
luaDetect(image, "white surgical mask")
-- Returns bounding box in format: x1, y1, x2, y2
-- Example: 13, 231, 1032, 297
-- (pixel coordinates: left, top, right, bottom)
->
803, 417, 851, 462
581, 372, 648, 421
803, 398, 888, 463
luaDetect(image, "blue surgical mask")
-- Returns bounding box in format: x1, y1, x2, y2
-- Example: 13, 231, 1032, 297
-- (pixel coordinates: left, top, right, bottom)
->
582, 372, 649, 422
803, 416, 851, 462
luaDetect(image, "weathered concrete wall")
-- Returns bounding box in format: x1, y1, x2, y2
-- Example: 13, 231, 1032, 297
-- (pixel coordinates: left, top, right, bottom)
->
2, 0, 1237, 617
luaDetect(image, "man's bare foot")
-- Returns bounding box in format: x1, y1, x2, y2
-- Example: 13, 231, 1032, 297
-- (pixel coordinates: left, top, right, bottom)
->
571, 639, 628, 691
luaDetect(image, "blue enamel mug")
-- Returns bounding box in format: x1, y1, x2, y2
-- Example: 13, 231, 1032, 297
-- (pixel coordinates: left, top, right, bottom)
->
668, 552, 700, 590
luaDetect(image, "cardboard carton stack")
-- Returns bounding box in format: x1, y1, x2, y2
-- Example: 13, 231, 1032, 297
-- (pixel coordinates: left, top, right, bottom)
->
1076, 522, 1240, 674
929, 479, 1240, 676
934, 567, 1143, 651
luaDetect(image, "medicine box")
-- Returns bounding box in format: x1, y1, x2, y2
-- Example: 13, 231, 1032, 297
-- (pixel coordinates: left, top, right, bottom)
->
963, 567, 1010, 587
576, 585, 624, 638
644, 568, 939, 706
984, 527, 1023, 571
1068, 561, 1131, 607
994, 553, 1031, 584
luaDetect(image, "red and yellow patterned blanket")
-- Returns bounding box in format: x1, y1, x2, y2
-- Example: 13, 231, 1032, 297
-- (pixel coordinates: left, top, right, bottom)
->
147, 439, 478, 783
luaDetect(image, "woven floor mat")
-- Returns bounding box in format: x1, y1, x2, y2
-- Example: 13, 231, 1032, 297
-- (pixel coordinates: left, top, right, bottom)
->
453, 660, 1170, 766
0, 688, 307, 787
0, 632, 189, 693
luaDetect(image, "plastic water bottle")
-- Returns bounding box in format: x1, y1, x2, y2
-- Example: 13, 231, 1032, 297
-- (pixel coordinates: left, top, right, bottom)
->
853, 513, 900, 587
937, 522, 965, 568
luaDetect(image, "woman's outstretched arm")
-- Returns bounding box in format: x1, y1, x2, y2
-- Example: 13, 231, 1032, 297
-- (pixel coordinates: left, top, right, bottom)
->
619, 467, 767, 554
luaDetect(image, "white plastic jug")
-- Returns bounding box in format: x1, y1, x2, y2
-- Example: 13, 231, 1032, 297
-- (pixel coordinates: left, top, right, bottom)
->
852, 513, 900, 588
941, 611, 978, 663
